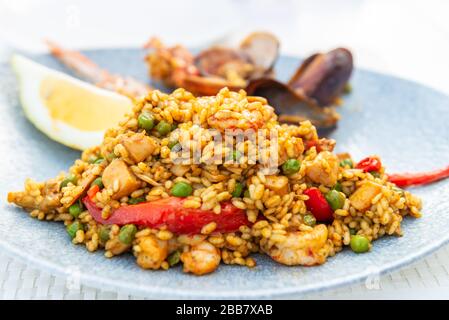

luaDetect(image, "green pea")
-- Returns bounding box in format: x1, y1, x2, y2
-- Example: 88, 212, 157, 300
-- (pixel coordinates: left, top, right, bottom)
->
138, 112, 155, 131
68, 201, 83, 218
155, 120, 172, 136
93, 157, 105, 165
60, 174, 77, 189
66, 221, 84, 239
325, 190, 346, 211
168, 140, 179, 150
106, 152, 118, 161
303, 214, 316, 227
99, 226, 111, 243
231, 182, 244, 198
167, 251, 181, 267
232, 150, 242, 162
282, 159, 301, 175
118, 224, 137, 245
91, 177, 103, 189
350, 235, 370, 253
339, 159, 353, 168
129, 197, 146, 205
171, 182, 193, 197
333, 182, 342, 192
370, 171, 381, 178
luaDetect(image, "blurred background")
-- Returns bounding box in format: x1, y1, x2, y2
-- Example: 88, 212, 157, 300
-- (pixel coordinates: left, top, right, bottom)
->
1, 0, 449, 300
1, 0, 448, 94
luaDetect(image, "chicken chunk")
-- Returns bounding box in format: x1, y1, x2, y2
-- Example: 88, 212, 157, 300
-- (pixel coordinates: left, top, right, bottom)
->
135, 235, 168, 270
102, 159, 140, 199
306, 151, 339, 186
120, 132, 156, 163
349, 181, 382, 211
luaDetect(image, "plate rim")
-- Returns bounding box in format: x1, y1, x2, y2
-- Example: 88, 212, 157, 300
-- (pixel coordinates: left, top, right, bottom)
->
2, 48, 449, 298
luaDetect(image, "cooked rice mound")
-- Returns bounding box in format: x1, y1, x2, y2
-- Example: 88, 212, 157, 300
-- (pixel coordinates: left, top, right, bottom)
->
8, 88, 422, 275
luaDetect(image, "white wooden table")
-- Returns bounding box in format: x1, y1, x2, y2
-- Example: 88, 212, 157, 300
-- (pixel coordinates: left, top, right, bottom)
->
1, 0, 449, 299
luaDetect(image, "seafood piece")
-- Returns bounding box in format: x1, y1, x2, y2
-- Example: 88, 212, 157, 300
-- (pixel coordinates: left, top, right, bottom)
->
144, 37, 199, 88
349, 181, 383, 211
240, 31, 279, 78
305, 151, 339, 186
246, 48, 353, 128
46, 40, 150, 99
181, 241, 221, 275
144, 32, 280, 95
262, 224, 329, 266
288, 48, 353, 106
246, 78, 339, 128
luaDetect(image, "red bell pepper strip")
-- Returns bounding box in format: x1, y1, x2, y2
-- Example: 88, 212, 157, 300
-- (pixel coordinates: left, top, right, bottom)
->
87, 184, 100, 200
82, 195, 250, 234
356, 156, 382, 172
303, 187, 334, 222
387, 165, 449, 187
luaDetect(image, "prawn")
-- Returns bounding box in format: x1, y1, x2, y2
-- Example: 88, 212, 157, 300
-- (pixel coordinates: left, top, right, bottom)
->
45, 40, 150, 99
181, 241, 221, 275
262, 224, 330, 266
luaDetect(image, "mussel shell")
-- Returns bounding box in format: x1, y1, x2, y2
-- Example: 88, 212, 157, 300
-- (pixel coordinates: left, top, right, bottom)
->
288, 48, 353, 106
246, 78, 339, 129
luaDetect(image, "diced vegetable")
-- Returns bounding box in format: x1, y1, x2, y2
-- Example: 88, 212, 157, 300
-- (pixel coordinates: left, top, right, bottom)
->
99, 225, 111, 243
138, 112, 155, 131
93, 157, 105, 165
68, 201, 83, 218
349, 181, 382, 211
325, 190, 345, 211
129, 197, 146, 205
303, 187, 334, 222
66, 221, 84, 239
167, 250, 181, 266
60, 174, 77, 189
333, 182, 342, 192
171, 182, 193, 197
168, 141, 179, 150
387, 165, 449, 187
156, 120, 172, 136
82, 196, 249, 234
303, 214, 316, 226
91, 177, 103, 189
87, 184, 100, 200
282, 159, 301, 175
355, 156, 381, 172
118, 224, 137, 245
339, 158, 353, 168
231, 182, 244, 198
350, 235, 370, 253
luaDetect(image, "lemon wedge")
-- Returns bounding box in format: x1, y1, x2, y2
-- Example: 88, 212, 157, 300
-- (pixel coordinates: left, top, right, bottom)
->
11, 54, 134, 150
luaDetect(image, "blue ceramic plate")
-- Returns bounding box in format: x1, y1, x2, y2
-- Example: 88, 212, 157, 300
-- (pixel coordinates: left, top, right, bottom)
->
1, 49, 449, 299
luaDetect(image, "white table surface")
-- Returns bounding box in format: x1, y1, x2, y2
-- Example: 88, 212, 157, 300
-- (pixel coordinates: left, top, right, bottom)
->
1, 0, 449, 299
